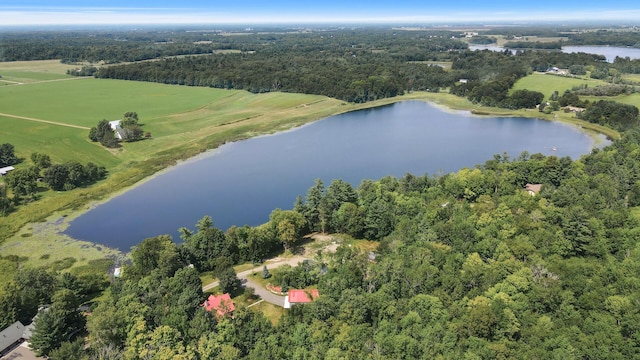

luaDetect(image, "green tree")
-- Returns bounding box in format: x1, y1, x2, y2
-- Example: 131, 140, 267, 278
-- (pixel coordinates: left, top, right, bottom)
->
43, 164, 69, 191
14, 268, 57, 323
128, 235, 182, 280
332, 202, 365, 237
0, 143, 18, 167
303, 179, 325, 231
120, 111, 139, 126
270, 209, 306, 252
181, 215, 235, 271
262, 265, 271, 279
89, 119, 119, 148
0, 185, 12, 215
30, 152, 51, 169
4, 166, 39, 197
216, 266, 242, 296
30, 289, 85, 357
48, 339, 87, 360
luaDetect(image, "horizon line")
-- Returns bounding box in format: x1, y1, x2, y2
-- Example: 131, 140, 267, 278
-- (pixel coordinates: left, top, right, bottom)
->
1, 9, 640, 26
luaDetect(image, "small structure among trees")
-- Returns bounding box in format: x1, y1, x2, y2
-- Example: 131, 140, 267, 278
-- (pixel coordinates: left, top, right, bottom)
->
89, 112, 145, 148
202, 293, 235, 318
284, 289, 319, 309
0, 321, 26, 355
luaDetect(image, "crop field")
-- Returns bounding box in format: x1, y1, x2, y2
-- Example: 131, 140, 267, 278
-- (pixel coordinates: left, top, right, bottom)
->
0, 60, 76, 83
0, 68, 340, 167
622, 74, 640, 83
0, 78, 237, 126
0, 115, 119, 165
583, 93, 640, 109
511, 73, 608, 98
487, 35, 569, 46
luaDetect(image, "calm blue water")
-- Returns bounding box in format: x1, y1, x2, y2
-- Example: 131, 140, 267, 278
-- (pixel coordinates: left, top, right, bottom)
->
469, 44, 640, 63
562, 46, 640, 63
65, 101, 601, 251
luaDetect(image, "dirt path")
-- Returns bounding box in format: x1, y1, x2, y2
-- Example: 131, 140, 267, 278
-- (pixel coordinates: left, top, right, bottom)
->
202, 255, 308, 307
2, 76, 91, 86
0, 112, 90, 130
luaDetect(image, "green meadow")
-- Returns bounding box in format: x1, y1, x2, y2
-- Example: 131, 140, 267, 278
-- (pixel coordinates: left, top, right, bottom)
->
511, 73, 608, 98
583, 93, 640, 109
0, 115, 119, 165
0, 78, 234, 126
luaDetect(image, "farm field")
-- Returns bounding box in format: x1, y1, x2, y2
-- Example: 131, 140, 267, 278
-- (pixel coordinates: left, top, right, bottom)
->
0, 115, 119, 165
0, 59, 76, 83
622, 73, 640, 83
511, 73, 608, 98
0, 78, 236, 126
583, 93, 640, 109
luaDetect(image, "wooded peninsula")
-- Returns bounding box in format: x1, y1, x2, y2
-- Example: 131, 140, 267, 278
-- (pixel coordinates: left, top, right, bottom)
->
2, 24, 640, 359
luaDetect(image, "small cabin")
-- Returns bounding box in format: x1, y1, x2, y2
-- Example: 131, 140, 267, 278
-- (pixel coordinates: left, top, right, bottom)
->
284, 289, 319, 309
525, 183, 542, 196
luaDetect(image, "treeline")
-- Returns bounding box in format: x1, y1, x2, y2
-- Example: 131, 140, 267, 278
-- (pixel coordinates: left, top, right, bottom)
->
0, 28, 466, 63
613, 56, 640, 74
95, 52, 456, 103
0, 149, 107, 215
0, 31, 233, 63
544, 86, 640, 131
567, 29, 640, 47
13, 126, 640, 358
579, 100, 640, 131
503, 41, 563, 49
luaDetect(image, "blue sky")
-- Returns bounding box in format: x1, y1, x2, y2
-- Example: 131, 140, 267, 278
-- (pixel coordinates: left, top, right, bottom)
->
2, 0, 640, 25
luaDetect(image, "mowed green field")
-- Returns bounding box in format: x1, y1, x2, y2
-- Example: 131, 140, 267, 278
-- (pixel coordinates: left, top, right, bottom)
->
623, 74, 640, 83
511, 73, 608, 99
0, 65, 337, 168
583, 93, 640, 109
0, 115, 119, 166
0, 78, 235, 126
0, 60, 75, 83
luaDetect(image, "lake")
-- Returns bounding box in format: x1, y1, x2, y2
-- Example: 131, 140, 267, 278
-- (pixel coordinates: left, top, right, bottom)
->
65, 101, 604, 251
469, 44, 640, 62
562, 46, 640, 63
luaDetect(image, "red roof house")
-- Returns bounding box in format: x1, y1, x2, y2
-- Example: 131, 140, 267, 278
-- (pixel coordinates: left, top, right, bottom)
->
284, 289, 319, 309
202, 293, 235, 317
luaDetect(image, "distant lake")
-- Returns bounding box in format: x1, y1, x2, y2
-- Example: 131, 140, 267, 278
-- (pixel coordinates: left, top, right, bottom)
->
469, 44, 640, 63
65, 101, 604, 251
562, 46, 640, 63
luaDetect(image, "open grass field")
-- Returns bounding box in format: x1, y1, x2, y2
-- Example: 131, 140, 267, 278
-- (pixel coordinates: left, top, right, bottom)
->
511, 73, 608, 98
0, 115, 119, 165
471, 35, 569, 47
0, 78, 237, 126
0, 60, 77, 83
583, 93, 640, 110
622, 74, 640, 84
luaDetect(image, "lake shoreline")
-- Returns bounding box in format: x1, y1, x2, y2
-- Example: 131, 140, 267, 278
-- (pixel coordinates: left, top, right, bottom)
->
3, 92, 616, 261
